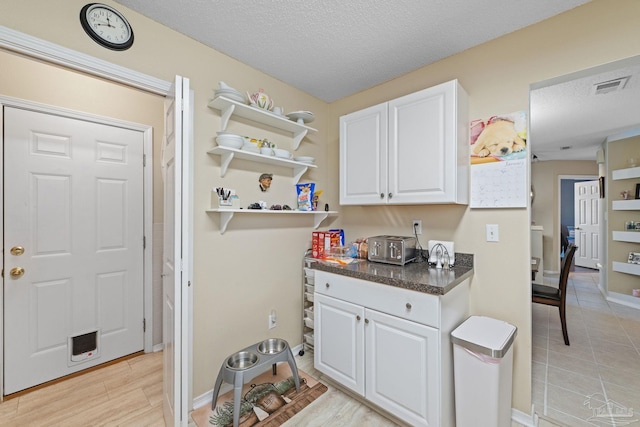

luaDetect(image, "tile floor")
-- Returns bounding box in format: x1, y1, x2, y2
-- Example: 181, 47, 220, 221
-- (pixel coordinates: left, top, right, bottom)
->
532, 267, 640, 426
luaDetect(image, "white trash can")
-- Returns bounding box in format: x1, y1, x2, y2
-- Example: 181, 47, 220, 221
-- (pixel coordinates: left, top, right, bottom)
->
451, 316, 517, 427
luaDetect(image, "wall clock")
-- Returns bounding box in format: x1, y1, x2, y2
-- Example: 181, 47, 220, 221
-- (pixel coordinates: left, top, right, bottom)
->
80, 3, 134, 51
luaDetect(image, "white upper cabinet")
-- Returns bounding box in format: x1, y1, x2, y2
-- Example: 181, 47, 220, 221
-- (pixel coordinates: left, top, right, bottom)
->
339, 80, 469, 205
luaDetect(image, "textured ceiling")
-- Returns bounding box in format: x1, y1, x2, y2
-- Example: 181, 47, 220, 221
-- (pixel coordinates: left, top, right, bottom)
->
113, 0, 639, 161
531, 56, 640, 161
114, 0, 591, 102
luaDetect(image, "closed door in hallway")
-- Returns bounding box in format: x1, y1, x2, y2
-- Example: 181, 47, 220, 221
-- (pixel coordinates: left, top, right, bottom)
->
3, 106, 144, 394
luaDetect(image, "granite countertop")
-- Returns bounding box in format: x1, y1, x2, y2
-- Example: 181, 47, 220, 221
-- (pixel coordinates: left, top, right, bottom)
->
310, 252, 473, 296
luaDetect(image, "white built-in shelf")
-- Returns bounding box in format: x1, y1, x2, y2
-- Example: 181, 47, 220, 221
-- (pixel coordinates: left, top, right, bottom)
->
612, 231, 640, 243
207, 147, 316, 182
612, 199, 640, 210
612, 166, 640, 180
612, 261, 640, 276
208, 96, 317, 150
206, 209, 338, 234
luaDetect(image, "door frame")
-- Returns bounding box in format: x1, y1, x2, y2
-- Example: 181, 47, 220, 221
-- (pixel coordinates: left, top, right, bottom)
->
0, 26, 192, 423
557, 174, 598, 272
0, 95, 154, 390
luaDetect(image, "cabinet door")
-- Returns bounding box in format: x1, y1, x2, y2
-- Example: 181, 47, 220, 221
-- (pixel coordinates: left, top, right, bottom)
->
365, 309, 439, 427
339, 103, 388, 205
314, 293, 365, 395
388, 81, 461, 204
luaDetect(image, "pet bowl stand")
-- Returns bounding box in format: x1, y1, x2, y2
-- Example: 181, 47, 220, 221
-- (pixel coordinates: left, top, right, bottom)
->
211, 338, 301, 427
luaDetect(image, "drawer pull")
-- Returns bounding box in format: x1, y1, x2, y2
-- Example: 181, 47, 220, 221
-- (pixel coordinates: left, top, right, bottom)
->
406, 303, 412, 310
325, 283, 330, 288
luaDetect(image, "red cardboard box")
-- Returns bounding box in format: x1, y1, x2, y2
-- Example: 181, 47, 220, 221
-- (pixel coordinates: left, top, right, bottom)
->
312, 230, 342, 258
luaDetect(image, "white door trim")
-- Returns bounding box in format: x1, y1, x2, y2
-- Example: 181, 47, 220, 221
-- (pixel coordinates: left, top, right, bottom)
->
0, 25, 192, 424
0, 94, 154, 387
557, 174, 598, 272
0, 25, 170, 96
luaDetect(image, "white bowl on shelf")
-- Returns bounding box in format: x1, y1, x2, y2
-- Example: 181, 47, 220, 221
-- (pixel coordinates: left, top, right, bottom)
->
273, 148, 292, 159
294, 156, 315, 164
216, 135, 243, 149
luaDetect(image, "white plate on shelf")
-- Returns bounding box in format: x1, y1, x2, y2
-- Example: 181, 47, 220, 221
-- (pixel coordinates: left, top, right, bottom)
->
294, 156, 315, 163
286, 111, 314, 124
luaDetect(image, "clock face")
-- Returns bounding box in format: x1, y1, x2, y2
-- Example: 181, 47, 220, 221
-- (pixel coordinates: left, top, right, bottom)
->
80, 3, 134, 50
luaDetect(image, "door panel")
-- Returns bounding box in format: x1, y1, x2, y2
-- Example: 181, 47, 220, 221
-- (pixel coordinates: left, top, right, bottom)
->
574, 180, 600, 269
365, 309, 439, 427
314, 293, 365, 396
4, 106, 144, 394
163, 75, 191, 427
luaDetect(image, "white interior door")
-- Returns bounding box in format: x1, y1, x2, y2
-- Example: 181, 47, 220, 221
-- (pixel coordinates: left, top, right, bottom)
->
574, 180, 601, 269
3, 106, 144, 394
162, 76, 191, 427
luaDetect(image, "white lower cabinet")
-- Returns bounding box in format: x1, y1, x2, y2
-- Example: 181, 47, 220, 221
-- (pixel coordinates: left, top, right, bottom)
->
365, 308, 439, 427
314, 270, 469, 426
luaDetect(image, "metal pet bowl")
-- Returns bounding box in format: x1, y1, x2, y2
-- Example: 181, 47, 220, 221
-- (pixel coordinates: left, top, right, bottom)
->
226, 351, 259, 370
257, 338, 287, 355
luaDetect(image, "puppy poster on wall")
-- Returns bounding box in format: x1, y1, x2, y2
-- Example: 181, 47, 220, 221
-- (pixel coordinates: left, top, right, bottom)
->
469, 110, 528, 208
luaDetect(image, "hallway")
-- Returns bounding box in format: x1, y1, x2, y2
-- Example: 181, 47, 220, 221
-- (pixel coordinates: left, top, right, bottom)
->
532, 268, 640, 426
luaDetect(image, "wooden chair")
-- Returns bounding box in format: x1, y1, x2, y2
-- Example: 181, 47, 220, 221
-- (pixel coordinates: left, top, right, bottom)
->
532, 243, 577, 345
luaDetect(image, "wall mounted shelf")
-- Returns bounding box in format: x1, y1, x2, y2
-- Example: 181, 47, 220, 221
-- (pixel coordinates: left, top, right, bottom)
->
612, 231, 640, 243
208, 97, 317, 150
207, 147, 316, 182
612, 261, 640, 276
612, 166, 640, 180
206, 209, 337, 234
612, 200, 640, 210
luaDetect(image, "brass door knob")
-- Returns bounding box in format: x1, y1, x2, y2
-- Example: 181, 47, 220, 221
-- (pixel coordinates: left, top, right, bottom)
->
10, 246, 25, 256
10, 267, 25, 279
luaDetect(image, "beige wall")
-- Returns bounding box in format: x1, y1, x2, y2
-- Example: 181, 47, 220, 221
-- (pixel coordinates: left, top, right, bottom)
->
531, 161, 599, 272
1, 0, 639, 416
327, 0, 640, 414
607, 135, 640, 296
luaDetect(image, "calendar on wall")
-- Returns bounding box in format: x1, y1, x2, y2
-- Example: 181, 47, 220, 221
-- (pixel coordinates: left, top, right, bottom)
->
469, 110, 528, 208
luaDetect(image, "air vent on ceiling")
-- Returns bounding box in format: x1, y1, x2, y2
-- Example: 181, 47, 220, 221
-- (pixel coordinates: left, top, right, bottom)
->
592, 76, 631, 95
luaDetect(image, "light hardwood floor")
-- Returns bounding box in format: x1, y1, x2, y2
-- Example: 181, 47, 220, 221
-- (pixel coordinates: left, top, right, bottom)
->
0, 351, 164, 426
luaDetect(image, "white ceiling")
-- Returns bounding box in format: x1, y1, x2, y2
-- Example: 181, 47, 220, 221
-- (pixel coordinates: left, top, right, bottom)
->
114, 0, 591, 102
530, 56, 640, 161
114, 0, 640, 161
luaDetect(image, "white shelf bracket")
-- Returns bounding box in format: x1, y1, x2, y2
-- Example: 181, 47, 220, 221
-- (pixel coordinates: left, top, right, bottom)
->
220, 104, 235, 130
292, 165, 309, 184
219, 151, 235, 177
313, 212, 329, 229
219, 210, 235, 234
292, 128, 308, 151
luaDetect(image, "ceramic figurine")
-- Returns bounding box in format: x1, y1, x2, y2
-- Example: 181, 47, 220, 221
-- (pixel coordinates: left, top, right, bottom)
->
247, 89, 274, 110
259, 173, 273, 192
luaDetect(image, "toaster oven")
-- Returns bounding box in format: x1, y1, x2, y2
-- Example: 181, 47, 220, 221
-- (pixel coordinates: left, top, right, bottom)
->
367, 235, 417, 265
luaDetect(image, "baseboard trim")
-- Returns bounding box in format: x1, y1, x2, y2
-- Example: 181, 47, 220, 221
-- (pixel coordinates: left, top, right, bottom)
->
512, 405, 538, 426
606, 291, 640, 310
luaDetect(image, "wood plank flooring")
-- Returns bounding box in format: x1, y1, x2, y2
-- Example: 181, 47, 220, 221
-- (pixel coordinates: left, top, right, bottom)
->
0, 351, 164, 427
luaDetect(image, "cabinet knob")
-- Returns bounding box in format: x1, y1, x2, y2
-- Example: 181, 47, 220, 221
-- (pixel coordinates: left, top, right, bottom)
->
406, 303, 412, 310
356, 315, 361, 321
380, 193, 384, 199
365, 318, 369, 324
388, 193, 393, 199
325, 283, 330, 288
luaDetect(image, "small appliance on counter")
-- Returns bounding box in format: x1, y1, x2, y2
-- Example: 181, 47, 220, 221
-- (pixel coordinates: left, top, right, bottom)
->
367, 235, 417, 265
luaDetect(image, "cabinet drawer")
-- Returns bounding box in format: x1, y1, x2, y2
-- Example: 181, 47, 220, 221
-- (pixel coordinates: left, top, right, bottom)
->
315, 271, 440, 327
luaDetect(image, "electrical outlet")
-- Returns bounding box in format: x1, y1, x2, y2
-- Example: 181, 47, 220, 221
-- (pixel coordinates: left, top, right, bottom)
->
268, 310, 277, 329
412, 219, 422, 235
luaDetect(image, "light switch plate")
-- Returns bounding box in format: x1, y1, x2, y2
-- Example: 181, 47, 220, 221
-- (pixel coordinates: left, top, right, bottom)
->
486, 224, 499, 242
